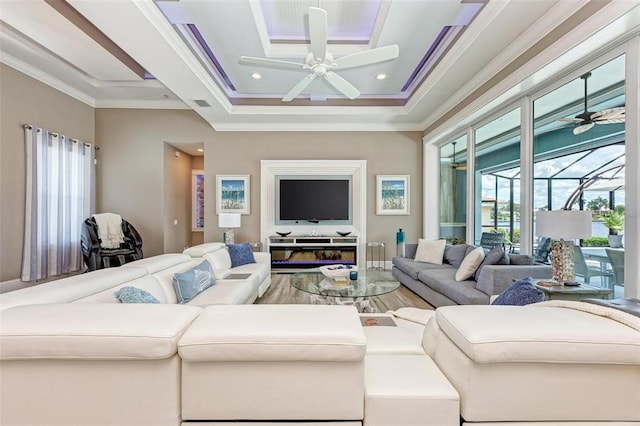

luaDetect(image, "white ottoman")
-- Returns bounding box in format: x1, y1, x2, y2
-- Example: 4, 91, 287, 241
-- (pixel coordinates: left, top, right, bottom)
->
178, 304, 367, 421
425, 305, 640, 423
0, 303, 201, 426
364, 354, 460, 426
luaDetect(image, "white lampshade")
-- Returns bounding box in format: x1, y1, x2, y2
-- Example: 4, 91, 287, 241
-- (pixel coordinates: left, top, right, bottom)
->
535, 210, 592, 239
218, 213, 241, 228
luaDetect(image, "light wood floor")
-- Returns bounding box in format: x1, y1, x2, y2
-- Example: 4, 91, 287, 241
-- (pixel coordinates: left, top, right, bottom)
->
257, 272, 434, 312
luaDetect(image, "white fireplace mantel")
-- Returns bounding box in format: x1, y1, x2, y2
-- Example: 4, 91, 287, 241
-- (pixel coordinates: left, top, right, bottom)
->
260, 159, 367, 267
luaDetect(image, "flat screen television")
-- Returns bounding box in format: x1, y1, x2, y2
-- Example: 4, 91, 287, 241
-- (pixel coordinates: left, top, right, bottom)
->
278, 179, 350, 222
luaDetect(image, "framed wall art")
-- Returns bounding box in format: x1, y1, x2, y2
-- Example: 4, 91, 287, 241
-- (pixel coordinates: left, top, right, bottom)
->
376, 175, 410, 215
216, 174, 250, 215
192, 170, 204, 230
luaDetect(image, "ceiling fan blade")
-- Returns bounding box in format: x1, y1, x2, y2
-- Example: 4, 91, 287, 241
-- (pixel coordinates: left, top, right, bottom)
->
591, 107, 625, 121
595, 118, 625, 125
323, 71, 360, 99
573, 122, 595, 135
334, 45, 400, 70
240, 56, 303, 70
308, 7, 327, 62
282, 74, 317, 102
556, 117, 582, 123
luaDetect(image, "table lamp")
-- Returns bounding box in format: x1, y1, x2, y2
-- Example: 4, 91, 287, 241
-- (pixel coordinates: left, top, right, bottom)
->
218, 213, 241, 244
535, 210, 591, 283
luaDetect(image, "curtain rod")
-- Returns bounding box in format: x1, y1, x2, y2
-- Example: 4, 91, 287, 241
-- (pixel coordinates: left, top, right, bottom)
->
23, 124, 99, 150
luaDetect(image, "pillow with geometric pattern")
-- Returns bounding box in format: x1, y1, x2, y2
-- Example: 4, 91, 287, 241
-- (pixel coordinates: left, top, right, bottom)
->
173, 260, 216, 304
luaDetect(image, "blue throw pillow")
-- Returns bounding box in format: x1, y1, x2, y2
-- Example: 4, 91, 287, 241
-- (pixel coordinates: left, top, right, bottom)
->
114, 286, 160, 304
492, 277, 544, 306
227, 242, 256, 268
173, 260, 216, 304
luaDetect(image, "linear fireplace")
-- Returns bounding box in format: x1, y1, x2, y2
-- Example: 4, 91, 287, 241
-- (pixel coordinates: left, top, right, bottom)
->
268, 236, 358, 270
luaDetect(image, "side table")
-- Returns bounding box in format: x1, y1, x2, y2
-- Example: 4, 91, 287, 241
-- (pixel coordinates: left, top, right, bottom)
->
534, 280, 612, 301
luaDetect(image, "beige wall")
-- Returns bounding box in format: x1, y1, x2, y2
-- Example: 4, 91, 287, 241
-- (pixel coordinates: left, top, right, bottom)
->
163, 144, 192, 253
95, 109, 213, 258
97, 111, 423, 262
0, 64, 95, 281
1, 66, 423, 281
204, 132, 423, 261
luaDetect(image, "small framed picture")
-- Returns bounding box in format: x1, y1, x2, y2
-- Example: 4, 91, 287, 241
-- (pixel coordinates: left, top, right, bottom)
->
216, 174, 250, 215
376, 175, 410, 215
192, 170, 204, 230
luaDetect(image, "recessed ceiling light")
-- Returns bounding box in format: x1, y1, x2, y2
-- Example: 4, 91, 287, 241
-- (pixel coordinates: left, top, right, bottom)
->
251, 72, 262, 80
376, 73, 387, 80
197, 148, 204, 152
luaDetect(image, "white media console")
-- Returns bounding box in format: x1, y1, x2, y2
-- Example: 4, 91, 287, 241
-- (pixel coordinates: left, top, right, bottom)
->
267, 235, 359, 270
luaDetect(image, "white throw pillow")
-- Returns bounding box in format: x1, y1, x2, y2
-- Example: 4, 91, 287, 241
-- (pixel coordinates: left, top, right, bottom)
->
414, 239, 446, 265
455, 247, 485, 281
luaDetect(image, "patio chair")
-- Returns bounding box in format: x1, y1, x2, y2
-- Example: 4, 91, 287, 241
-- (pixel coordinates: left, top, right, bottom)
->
533, 237, 552, 264
479, 232, 505, 251
605, 248, 624, 287
573, 245, 613, 286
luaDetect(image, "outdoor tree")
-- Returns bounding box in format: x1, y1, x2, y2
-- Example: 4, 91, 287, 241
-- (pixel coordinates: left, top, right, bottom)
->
586, 196, 609, 211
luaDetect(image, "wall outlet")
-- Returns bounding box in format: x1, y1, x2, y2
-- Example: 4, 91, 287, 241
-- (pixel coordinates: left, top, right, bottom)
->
173, 219, 178, 226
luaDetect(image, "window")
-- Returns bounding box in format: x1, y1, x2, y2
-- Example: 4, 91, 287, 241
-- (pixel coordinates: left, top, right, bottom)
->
474, 107, 521, 248
22, 125, 94, 281
439, 135, 467, 243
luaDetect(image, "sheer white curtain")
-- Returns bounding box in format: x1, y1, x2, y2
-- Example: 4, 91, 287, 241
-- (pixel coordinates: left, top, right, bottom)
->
22, 125, 95, 281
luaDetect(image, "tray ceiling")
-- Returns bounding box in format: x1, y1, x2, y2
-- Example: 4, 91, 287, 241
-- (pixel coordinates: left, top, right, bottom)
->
1, 0, 638, 132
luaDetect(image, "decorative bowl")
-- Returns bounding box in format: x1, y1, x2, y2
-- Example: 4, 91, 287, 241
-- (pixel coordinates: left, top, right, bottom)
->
319, 264, 355, 278
336, 231, 351, 236
276, 231, 292, 237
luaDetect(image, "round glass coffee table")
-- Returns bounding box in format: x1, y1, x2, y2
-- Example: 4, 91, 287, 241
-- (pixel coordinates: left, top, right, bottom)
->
289, 268, 400, 312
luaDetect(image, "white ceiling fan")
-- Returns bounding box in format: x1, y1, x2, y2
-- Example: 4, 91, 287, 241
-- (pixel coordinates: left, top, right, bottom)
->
240, 7, 399, 102
557, 72, 626, 135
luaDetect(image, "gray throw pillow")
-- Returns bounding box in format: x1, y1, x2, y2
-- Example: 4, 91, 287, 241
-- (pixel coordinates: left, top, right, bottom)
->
509, 254, 534, 265
474, 246, 509, 281
492, 277, 544, 305
173, 260, 216, 304
114, 286, 160, 304
444, 244, 473, 268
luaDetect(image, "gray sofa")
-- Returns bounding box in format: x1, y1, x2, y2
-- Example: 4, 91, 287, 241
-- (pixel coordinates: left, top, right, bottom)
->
392, 243, 551, 307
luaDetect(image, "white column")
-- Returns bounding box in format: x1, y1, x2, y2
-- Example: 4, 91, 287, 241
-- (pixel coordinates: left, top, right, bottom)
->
520, 96, 534, 256
624, 36, 640, 298
422, 140, 440, 240
465, 128, 475, 245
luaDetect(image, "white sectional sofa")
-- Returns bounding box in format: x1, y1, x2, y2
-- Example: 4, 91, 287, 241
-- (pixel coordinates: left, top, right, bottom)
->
0, 242, 271, 312
1, 242, 639, 426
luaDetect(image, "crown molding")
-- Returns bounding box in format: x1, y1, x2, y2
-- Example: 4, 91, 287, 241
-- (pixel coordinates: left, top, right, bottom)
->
210, 120, 423, 132
131, 0, 232, 113
0, 52, 96, 107
94, 99, 189, 109
422, 0, 640, 143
